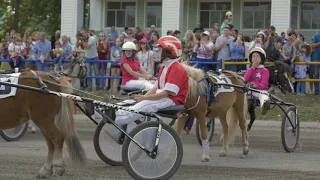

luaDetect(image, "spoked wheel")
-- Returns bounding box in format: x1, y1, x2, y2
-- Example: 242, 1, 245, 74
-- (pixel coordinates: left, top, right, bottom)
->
122, 121, 183, 180
93, 120, 123, 166
0, 122, 28, 142
281, 106, 299, 152
196, 118, 215, 145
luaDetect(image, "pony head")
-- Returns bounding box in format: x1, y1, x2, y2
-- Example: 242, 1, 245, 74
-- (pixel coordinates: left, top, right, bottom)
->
265, 61, 294, 94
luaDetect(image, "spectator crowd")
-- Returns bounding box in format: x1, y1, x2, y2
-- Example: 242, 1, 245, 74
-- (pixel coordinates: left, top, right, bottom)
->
0, 11, 319, 96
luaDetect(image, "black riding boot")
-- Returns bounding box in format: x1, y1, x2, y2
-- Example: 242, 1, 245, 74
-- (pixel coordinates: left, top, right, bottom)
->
247, 103, 256, 131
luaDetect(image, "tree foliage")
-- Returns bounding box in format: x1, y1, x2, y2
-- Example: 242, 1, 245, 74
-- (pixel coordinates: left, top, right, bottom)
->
0, 0, 61, 37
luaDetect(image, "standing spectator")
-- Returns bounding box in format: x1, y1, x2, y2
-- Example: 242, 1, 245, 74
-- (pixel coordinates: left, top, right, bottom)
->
294, 54, 307, 95
137, 38, 154, 75
51, 41, 63, 72
167, 30, 174, 36
215, 26, 235, 71
220, 11, 233, 35
173, 30, 181, 39
149, 33, 160, 75
211, 23, 220, 33
281, 32, 286, 43
51, 30, 61, 49
134, 27, 144, 41
193, 23, 204, 34
181, 30, 196, 62
60, 35, 73, 70
124, 29, 136, 43
110, 38, 123, 93
108, 26, 118, 41
300, 44, 313, 94
311, 32, 320, 96
8, 36, 25, 69
265, 26, 282, 61
230, 33, 245, 71
97, 32, 110, 89
34, 32, 52, 72
291, 32, 302, 51
280, 36, 297, 68
82, 31, 100, 91
194, 31, 214, 72
249, 31, 266, 51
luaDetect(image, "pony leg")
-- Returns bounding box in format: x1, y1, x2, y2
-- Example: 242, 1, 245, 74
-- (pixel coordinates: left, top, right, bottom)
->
219, 114, 228, 157
235, 104, 249, 155
176, 112, 187, 136
37, 131, 54, 178
197, 113, 210, 162
41, 122, 65, 177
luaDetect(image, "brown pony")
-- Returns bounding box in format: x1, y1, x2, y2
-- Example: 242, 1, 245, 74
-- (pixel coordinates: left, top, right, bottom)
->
0, 71, 86, 178
177, 63, 249, 161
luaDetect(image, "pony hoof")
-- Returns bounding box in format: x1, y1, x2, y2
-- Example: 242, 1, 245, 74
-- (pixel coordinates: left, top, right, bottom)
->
37, 166, 52, 179
37, 173, 49, 179
219, 152, 227, 157
53, 165, 65, 177
243, 148, 249, 155
201, 154, 210, 162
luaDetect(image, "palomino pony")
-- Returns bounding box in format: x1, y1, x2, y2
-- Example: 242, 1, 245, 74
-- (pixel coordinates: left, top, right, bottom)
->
0, 71, 86, 178
177, 63, 249, 161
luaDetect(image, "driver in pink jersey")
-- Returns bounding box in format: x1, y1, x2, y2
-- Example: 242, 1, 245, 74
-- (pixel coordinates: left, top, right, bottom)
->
244, 47, 270, 115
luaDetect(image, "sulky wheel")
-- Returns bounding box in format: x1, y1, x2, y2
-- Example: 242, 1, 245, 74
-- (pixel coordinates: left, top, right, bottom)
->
93, 120, 123, 166
0, 122, 29, 142
281, 106, 300, 153
196, 118, 215, 146
122, 121, 183, 180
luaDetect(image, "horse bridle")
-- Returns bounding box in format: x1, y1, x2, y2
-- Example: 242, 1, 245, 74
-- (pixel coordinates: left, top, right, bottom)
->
271, 69, 287, 94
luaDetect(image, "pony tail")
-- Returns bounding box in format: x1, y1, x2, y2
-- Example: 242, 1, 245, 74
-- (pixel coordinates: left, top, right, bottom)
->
55, 76, 87, 165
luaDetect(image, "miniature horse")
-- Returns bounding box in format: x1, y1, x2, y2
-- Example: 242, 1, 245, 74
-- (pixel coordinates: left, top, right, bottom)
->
0, 71, 86, 178
177, 64, 249, 161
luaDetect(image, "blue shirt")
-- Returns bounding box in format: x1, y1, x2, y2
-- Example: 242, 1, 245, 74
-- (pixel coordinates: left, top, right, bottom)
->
294, 65, 307, 79
34, 40, 52, 57
230, 42, 245, 60
108, 31, 118, 40
61, 43, 73, 59
311, 33, 320, 62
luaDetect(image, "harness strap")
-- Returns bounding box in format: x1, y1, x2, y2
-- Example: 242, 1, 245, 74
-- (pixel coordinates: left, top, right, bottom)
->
29, 70, 48, 89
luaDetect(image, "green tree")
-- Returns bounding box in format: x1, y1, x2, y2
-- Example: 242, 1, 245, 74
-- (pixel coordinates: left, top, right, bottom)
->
0, 0, 61, 36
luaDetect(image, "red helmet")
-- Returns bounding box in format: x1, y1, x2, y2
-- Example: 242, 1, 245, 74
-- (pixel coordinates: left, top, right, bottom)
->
157, 36, 182, 58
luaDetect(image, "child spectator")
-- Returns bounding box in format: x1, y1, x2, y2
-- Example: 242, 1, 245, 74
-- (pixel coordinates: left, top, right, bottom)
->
52, 41, 63, 72
294, 54, 307, 95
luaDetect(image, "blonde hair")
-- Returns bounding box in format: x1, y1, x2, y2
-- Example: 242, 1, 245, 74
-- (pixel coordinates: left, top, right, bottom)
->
184, 30, 196, 46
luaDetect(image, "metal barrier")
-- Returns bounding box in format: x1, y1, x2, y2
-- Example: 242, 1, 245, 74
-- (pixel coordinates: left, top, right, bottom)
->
1, 58, 319, 89
222, 59, 320, 82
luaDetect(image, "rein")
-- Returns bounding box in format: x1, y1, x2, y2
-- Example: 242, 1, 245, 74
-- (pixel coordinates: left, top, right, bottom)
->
0, 72, 105, 100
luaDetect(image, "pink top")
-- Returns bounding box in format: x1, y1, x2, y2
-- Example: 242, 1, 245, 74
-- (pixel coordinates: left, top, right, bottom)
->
120, 57, 140, 85
244, 65, 270, 90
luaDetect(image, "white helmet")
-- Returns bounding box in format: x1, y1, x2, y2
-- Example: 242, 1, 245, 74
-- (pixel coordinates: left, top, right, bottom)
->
122, 41, 136, 51
249, 47, 266, 64
250, 47, 266, 58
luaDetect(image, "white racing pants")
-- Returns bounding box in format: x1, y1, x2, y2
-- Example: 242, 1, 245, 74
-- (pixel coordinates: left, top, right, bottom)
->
115, 98, 175, 132
122, 80, 154, 91
249, 90, 270, 107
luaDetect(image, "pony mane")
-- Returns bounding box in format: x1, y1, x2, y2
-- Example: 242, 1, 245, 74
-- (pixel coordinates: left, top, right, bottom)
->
180, 63, 206, 99
180, 63, 205, 81
279, 61, 292, 74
